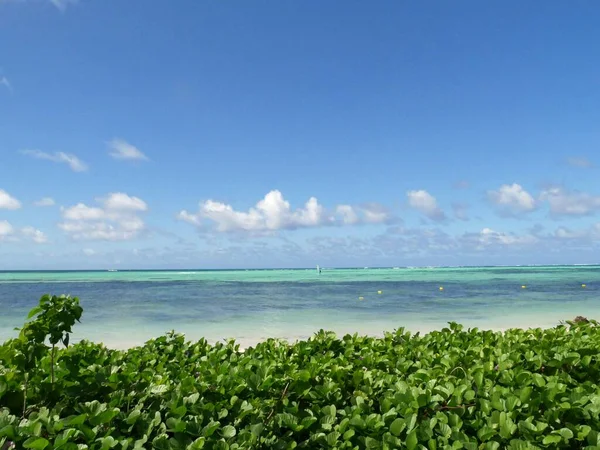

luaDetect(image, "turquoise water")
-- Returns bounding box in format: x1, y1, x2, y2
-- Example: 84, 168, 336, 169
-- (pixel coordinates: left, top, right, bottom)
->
1, 266, 598, 348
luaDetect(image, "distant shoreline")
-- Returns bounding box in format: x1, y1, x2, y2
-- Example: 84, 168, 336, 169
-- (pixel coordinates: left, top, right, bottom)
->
1, 263, 599, 273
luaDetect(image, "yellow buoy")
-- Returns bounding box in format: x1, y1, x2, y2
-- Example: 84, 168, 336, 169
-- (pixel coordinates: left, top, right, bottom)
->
377, 290, 382, 294
521, 285, 527, 289
439, 286, 444, 291
358, 296, 364, 301
582, 284, 587, 288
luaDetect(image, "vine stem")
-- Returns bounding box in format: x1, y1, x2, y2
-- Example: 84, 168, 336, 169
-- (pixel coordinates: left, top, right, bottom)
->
265, 381, 291, 424
51, 345, 56, 387
22, 374, 28, 419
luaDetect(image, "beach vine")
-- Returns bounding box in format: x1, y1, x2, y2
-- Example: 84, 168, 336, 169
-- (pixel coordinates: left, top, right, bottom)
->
1, 295, 600, 448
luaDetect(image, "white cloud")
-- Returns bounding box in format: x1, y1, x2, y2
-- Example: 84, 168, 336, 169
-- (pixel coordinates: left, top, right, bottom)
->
204, 190, 327, 232
0, 76, 11, 92
335, 205, 359, 225
108, 138, 148, 161
554, 227, 588, 240
360, 203, 391, 224
0, 189, 21, 210
21, 226, 48, 244
59, 192, 148, 241
63, 204, 105, 221
566, 157, 594, 169
82, 248, 96, 256
21, 150, 88, 172
178, 190, 391, 233
553, 223, 600, 241
0, 221, 15, 239
0, 221, 47, 244
335, 203, 390, 225
177, 210, 202, 226
406, 190, 446, 221
101, 192, 147, 211
476, 227, 538, 247
487, 183, 536, 216
540, 186, 600, 217
33, 197, 55, 207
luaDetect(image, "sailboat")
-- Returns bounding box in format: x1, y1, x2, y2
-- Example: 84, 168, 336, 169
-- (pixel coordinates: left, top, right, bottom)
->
317, 265, 322, 275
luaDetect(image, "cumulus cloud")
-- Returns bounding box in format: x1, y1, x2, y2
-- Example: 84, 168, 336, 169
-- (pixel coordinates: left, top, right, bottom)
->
178, 190, 391, 233
0, 189, 21, 210
0, 221, 47, 244
553, 223, 600, 241
21, 226, 48, 243
487, 183, 536, 216
101, 192, 148, 211
335, 205, 359, 225
33, 197, 55, 207
540, 186, 600, 217
59, 192, 148, 241
0, 221, 15, 240
21, 150, 88, 172
474, 227, 538, 248
108, 138, 148, 161
335, 203, 391, 225
406, 190, 446, 221
180, 190, 327, 232
566, 157, 594, 169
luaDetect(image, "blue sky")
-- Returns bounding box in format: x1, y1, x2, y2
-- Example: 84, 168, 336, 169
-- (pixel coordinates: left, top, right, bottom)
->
1, 0, 600, 269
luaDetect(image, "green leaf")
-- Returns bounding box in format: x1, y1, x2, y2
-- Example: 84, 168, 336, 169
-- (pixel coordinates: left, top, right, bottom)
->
559, 428, 574, 440
532, 373, 546, 387
297, 370, 311, 381
185, 393, 200, 405
405, 413, 417, 432
150, 384, 169, 395
54, 429, 80, 448
476, 426, 495, 441
343, 429, 355, 440
542, 435, 562, 445
201, 421, 220, 437
250, 423, 263, 437
187, 437, 205, 449
389, 418, 405, 437
98, 436, 117, 450
90, 408, 119, 426
23, 437, 50, 450
326, 431, 340, 446
499, 412, 516, 439
126, 410, 141, 425
27, 306, 43, 319
438, 423, 452, 439
364, 436, 380, 449
578, 425, 592, 440
483, 443, 500, 450
322, 405, 336, 417
406, 430, 418, 450
221, 425, 236, 439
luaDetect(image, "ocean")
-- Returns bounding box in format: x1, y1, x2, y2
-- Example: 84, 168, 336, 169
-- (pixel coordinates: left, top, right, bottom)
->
0, 266, 598, 349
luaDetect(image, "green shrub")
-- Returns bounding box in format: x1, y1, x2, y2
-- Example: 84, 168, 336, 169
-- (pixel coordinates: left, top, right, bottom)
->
1, 295, 600, 449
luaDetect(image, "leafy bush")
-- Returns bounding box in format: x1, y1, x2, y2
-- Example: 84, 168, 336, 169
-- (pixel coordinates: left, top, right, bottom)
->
1, 295, 600, 449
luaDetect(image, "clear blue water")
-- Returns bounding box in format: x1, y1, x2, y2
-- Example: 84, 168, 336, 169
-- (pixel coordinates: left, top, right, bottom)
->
1, 266, 598, 348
